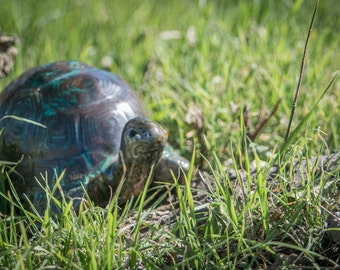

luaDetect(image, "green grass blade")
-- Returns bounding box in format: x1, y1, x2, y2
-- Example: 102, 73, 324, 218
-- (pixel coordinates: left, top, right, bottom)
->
279, 73, 338, 155
0, 115, 47, 128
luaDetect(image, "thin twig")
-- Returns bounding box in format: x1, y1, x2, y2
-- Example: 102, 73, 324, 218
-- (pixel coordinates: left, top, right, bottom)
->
251, 99, 282, 141
284, 0, 319, 142
244, 98, 281, 142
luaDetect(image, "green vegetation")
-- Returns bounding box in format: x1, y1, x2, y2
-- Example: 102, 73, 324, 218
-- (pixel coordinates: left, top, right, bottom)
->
0, 0, 339, 268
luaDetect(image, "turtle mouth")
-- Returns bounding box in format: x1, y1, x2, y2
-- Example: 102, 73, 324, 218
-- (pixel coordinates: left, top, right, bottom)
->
132, 144, 164, 159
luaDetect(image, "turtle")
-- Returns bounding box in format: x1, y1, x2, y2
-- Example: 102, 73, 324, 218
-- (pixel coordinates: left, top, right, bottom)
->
0, 60, 191, 214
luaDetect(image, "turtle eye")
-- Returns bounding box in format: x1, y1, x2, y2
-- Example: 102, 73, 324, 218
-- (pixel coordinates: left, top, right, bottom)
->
146, 131, 153, 138
127, 129, 138, 139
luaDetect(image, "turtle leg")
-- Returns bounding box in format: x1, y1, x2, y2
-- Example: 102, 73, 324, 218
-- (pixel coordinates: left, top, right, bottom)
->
154, 144, 192, 184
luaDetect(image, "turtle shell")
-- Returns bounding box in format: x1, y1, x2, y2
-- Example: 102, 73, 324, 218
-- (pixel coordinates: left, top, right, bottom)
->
0, 61, 149, 210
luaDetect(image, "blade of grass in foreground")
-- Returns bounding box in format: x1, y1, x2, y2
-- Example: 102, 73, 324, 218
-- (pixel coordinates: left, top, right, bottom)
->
267, 241, 338, 266
279, 73, 338, 157
129, 164, 156, 268
0, 115, 47, 128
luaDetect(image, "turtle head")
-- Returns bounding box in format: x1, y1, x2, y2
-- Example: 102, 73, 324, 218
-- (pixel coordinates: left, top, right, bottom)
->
115, 116, 168, 201
121, 116, 168, 165
88, 117, 168, 207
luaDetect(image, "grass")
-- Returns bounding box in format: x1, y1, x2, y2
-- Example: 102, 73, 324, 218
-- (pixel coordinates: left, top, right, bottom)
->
0, 0, 340, 268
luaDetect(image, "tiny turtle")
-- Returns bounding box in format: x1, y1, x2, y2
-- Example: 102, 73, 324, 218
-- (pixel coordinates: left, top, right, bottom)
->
0, 61, 190, 213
